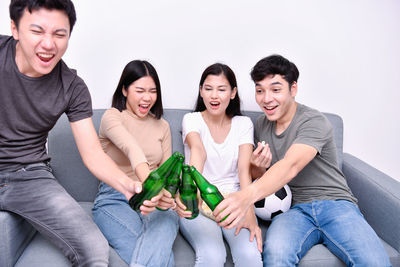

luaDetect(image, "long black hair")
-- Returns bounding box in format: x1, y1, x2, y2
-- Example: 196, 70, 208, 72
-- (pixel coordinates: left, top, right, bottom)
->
194, 63, 242, 117
112, 60, 163, 119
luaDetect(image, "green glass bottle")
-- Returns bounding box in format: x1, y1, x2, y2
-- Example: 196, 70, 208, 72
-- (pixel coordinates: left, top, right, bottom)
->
129, 152, 183, 211
157, 154, 184, 211
179, 164, 199, 219
164, 154, 184, 197
189, 166, 227, 221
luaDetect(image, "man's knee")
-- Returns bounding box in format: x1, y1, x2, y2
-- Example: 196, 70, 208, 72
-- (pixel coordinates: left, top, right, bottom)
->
77, 229, 109, 267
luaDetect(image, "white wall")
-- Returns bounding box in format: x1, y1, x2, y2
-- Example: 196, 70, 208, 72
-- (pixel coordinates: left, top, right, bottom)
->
1, 0, 399, 181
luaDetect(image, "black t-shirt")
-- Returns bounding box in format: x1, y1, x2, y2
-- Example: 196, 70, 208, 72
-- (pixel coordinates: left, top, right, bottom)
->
0, 35, 93, 171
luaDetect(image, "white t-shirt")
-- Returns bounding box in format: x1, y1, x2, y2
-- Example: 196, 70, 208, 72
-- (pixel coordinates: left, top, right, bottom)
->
182, 112, 254, 193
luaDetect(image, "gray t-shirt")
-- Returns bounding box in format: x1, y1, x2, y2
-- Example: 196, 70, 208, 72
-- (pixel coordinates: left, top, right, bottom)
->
0, 35, 93, 171
254, 103, 356, 205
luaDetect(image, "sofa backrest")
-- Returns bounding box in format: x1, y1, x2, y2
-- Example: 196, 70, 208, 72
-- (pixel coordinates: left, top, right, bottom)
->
48, 108, 343, 202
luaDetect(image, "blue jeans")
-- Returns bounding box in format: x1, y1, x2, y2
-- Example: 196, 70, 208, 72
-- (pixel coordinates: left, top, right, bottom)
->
263, 200, 391, 267
0, 162, 109, 267
179, 212, 262, 267
92, 182, 179, 267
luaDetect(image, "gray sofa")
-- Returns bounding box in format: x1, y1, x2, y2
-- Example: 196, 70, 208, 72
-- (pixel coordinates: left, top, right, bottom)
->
1, 109, 399, 267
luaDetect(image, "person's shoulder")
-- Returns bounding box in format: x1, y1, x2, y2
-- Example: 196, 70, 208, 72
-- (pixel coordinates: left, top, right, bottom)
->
233, 115, 253, 126
297, 104, 331, 128
0, 35, 13, 48
183, 111, 201, 121
102, 107, 121, 120
158, 117, 170, 128
59, 60, 87, 90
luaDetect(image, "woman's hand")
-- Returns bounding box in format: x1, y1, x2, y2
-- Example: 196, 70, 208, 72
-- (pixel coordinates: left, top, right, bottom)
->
139, 191, 163, 215
174, 193, 193, 218
234, 208, 262, 252
156, 189, 176, 210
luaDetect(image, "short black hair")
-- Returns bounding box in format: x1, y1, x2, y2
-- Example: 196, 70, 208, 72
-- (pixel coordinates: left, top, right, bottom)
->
112, 60, 163, 119
251, 54, 299, 87
9, 0, 77, 33
195, 63, 242, 118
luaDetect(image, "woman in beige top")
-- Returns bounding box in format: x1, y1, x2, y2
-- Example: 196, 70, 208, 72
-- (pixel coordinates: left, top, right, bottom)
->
92, 60, 179, 267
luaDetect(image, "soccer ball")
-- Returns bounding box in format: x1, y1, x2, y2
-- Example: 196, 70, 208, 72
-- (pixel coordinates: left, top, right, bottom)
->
254, 184, 292, 221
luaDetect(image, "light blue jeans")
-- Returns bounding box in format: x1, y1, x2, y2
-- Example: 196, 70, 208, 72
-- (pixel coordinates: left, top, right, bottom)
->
263, 200, 391, 267
0, 162, 109, 267
92, 182, 179, 267
179, 212, 262, 267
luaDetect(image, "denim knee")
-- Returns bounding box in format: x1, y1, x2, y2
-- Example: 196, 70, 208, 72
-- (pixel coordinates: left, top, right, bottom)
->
195, 245, 226, 266
232, 246, 262, 267
75, 227, 109, 267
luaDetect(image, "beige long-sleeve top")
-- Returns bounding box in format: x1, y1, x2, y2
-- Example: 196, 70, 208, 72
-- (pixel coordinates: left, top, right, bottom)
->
99, 108, 172, 182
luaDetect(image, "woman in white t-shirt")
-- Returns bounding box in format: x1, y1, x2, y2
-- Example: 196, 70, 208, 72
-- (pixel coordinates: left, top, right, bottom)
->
175, 63, 262, 267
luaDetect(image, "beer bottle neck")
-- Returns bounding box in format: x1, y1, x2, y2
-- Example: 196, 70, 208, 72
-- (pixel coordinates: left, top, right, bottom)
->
181, 165, 194, 187
153, 152, 181, 177
189, 166, 211, 191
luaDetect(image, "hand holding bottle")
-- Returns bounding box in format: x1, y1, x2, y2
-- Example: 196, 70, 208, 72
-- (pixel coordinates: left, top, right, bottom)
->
156, 189, 176, 210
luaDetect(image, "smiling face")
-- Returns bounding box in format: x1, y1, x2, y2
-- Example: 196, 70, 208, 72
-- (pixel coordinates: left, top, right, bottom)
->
200, 74, 237, 117
255, 74, 297, 124
11, 8, 70, 77
123, 76, 157, 119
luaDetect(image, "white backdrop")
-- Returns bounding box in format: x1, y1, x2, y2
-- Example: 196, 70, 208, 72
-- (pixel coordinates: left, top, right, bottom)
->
1, 0, 399, 181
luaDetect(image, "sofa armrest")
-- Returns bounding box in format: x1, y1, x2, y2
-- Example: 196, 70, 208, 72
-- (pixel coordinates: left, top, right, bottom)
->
343, 153, 400, 253
0, 211, 36, 267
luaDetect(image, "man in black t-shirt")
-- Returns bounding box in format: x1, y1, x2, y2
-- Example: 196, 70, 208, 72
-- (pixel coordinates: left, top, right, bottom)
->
0, 1, 148, 266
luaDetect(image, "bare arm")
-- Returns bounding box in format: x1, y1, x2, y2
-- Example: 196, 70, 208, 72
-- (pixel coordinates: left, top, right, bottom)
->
185, 132, 207, 171
235, 143, 263, 252
70, 118, 141, 200
215, 143, 317, 228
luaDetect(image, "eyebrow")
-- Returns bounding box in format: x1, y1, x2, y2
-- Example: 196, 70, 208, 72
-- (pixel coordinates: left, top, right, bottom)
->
203, 84, 228, 88
270, 81, 283, 86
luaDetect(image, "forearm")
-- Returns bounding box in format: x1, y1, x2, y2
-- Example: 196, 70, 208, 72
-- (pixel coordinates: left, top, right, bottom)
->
250, 164, 266, 180
83, 149, 136, 199
189, 146, 206, 173
247, 159, 295, 204
135, 162, 151, 182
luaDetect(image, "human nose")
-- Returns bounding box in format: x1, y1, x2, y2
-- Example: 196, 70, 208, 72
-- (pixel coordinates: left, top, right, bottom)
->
143, 92, 152, 101
210, 89, 218, 98
40, 34, 55, 50
264, 90, 273, 103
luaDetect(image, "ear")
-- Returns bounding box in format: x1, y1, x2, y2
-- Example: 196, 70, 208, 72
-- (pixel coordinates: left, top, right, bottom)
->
290, 82, 298, 98
11, 20, 19, 40
199, 85, 203, 98
122, 86, 127, 97
231, 87, 237, 99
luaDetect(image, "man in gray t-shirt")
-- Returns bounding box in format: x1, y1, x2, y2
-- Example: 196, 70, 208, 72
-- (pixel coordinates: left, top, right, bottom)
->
1, 1, 143, 266
214, 55, 390, 266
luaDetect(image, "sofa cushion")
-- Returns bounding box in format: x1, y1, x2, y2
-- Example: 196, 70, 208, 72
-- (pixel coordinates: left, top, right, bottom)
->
0, 211, 36, 267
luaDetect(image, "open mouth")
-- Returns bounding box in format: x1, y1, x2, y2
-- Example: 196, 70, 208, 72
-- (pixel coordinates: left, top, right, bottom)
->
37, 53, 55, 63
210, 101, 220, 109
139, 104, 150, 114
264, 105, 278, 114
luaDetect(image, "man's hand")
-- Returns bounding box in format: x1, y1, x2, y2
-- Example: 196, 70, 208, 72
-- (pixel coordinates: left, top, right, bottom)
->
123, 180, 143, 200
251, 142, 272, 169
213, 188, 254, 229
235, 208, 263, 252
